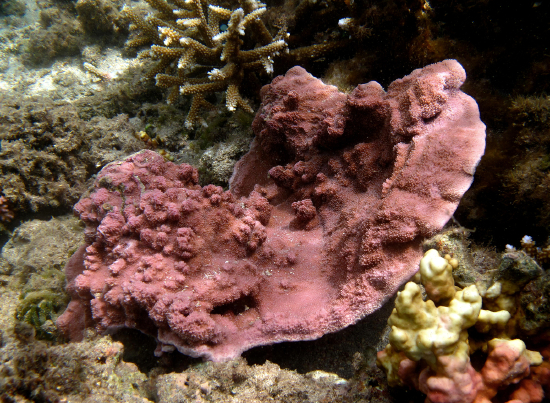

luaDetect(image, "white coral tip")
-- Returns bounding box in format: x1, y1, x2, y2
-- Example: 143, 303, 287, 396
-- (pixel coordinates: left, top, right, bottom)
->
208, 68, 222, 80
338, 17, 353, 30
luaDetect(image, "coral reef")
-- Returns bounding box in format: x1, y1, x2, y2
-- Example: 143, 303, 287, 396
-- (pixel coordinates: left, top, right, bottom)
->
454, 92, 550, 248
75, 0, 126, 42
0, 0, 25, 17
0, 216, 83, 338
20, 0, 126, 66
0, 95, 143, 216
300, 1, 550, 250
123, 0, 288, 128
197, 130, 252, 186
1, 216, 84, 279
155, 358, 350, 402
57, 60, 484, 361
0, 329, 152, 402
0, 213, 392, 402
23, 5, 84, 66
0, 0, 549, 400
422, 229, 550, 342
16, 286, 68, 340
377, 249, 545, 403
0, 216, 151, 401
504, 235, 550, 268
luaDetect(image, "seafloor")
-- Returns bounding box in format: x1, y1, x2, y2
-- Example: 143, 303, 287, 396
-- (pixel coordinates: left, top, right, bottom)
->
0, 0, 549, 402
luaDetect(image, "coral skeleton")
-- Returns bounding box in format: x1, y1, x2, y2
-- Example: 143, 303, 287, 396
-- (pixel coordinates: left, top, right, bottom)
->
123, 0, 288, 128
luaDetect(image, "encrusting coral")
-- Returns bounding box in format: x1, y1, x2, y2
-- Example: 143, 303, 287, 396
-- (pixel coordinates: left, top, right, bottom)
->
377, 249, 546, 403
123, 0, 288, 128
57, 60, 485, 361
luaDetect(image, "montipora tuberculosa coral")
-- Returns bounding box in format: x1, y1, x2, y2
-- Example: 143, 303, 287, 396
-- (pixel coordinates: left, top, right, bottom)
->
57, 61, 486, 361
123, 0, 288, 128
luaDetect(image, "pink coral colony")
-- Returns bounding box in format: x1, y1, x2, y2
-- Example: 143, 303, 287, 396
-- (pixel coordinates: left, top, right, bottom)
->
57, 60, 486, 361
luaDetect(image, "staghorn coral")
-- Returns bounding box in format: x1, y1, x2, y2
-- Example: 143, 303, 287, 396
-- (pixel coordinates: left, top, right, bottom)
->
123, 0, 288, 128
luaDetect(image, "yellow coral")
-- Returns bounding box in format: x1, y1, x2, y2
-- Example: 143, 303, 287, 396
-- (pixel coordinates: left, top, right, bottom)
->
419, 248, 456, 304
387, 279, 481, 368
377, 249, 543, 401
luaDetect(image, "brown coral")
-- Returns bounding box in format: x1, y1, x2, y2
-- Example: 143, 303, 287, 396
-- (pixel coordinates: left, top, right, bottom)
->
0, 195, 13, 222
123, 0, 288, 128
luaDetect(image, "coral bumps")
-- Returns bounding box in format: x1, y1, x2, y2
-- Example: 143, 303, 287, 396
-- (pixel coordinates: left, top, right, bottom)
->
377, 250, 545, 403
58, 61, 485, 361
123, 0, 288, 128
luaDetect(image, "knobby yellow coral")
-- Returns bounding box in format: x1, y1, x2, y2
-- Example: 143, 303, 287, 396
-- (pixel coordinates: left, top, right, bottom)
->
123, 0, 288, 128
377, 249, 543, 403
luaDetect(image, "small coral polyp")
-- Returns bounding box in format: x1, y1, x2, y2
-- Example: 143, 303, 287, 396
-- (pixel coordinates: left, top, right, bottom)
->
377, 249, 544, 403
123, 0, 288, 128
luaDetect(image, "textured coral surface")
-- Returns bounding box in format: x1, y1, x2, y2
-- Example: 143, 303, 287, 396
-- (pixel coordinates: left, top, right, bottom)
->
377, 249, 547, 403
0, 96, 143, 216
58, 60, 485, 361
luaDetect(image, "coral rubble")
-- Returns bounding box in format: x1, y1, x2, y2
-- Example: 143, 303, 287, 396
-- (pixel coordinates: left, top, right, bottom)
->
0, 96, 143, 216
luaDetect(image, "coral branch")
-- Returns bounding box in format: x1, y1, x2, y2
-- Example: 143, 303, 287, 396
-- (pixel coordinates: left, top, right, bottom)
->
123, 0, 288, 127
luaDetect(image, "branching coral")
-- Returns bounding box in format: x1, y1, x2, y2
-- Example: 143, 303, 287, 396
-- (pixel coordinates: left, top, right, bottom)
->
123, 0, 288, 128
377, 249, 545, 403
512, 235, 550, 267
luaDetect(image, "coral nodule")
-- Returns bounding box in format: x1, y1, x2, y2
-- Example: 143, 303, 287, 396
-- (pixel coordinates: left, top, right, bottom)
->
123, 0, 288, 128
377, 249, 546, 403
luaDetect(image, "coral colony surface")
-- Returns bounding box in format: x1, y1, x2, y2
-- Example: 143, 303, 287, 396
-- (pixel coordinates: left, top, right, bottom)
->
57, 60, 486, 361
1, 0, 550, 402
